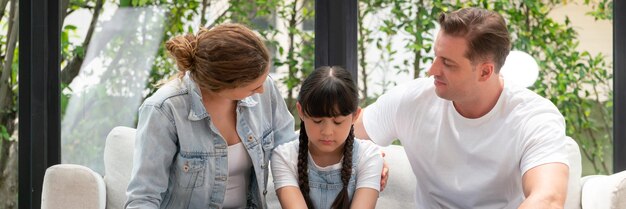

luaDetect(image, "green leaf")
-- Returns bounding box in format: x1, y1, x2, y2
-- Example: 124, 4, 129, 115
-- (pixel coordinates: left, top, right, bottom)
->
0, 125, 10, 141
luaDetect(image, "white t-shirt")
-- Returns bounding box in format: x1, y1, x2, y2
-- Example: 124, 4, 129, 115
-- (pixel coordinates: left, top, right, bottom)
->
363, 77, 569, 209
271, 139, 383, 192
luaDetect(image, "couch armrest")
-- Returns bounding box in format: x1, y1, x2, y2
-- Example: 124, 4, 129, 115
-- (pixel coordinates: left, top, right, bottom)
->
581, 170, 626, 209
42, 164, 106, 209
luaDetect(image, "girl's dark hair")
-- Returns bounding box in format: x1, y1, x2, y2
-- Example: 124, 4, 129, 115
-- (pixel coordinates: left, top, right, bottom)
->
296, 66, 358, 209
165, 23, 270, 91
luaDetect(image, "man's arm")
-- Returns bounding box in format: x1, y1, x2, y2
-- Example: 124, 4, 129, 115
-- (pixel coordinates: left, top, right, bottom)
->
354, 108, 371, 140
518, 163, 569, 209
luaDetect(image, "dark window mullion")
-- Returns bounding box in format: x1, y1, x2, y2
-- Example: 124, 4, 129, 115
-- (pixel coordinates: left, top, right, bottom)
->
19, 0, 61, 208
315, 0, 358, 82
614, 0, 625, 173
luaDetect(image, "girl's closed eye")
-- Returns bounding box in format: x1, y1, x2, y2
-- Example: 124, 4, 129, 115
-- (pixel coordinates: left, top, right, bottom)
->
333, 118, 347, 125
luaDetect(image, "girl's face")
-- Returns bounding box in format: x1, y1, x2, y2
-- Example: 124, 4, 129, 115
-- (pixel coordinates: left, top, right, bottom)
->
297, 103, 361, 156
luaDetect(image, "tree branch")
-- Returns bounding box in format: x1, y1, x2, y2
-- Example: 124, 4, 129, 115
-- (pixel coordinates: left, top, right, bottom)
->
0, 0, 18, 112
0, 0, 10, 24
61, 0, 69, 21
200, 0, 208, 26
61, 0, 104, 84
207, 1, 229, 28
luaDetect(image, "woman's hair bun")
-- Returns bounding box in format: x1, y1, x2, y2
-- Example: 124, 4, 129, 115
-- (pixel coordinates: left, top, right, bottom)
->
165, 34, 198, 72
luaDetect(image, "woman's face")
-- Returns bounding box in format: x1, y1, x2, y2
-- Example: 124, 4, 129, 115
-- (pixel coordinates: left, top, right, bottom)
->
217, 69, 270, 101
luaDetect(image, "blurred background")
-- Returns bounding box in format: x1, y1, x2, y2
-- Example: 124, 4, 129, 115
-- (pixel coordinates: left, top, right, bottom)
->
0, 0, 614, 208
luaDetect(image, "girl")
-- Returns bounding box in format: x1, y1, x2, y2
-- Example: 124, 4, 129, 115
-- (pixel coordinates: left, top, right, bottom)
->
271, 66, 383, 209
125, 23, 297, 209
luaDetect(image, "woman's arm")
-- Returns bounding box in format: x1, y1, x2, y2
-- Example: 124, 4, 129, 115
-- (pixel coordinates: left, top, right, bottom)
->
267, 77, 298, 146
125, 104, 178, 209
350, 188, 379, 209
276, 186, 308, 209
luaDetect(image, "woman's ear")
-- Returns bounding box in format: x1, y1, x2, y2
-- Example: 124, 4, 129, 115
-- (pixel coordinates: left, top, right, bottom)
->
352, 107, 362, 123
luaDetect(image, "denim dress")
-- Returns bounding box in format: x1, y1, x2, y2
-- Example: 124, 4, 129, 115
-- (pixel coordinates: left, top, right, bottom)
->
125, 74, 297, 209
308, 140, 360, 209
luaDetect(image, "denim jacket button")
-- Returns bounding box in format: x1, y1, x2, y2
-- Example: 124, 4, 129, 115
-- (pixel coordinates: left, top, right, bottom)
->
248, 135, 254, 141
263, 190, 267, 195
183, 164, 189, 172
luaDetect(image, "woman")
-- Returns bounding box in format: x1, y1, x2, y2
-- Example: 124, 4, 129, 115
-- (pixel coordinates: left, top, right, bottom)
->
125, 23, 297, 209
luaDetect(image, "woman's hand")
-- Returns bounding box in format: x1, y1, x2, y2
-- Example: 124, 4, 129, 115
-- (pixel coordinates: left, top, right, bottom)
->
380, 151, 389, 191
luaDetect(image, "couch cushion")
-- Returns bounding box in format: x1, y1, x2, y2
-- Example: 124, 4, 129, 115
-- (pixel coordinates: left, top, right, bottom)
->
42, 164, 106, 209
103, 126, 136, 209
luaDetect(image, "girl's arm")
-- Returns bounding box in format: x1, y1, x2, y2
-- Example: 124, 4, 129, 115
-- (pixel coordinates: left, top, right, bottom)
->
351, 188, 379, 209
271, 141, 307, 209
276, 186, 308, 209
351, 140, 384, 209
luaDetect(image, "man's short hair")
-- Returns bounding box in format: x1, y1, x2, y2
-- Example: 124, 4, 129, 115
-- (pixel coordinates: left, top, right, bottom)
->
438, 7, 511, 72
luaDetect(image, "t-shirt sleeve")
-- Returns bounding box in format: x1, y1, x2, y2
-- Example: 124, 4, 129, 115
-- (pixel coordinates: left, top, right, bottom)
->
363, 83, 408, 146
520, 109, 570, 175
355, 141, 384, 191
271, 141, 300, 189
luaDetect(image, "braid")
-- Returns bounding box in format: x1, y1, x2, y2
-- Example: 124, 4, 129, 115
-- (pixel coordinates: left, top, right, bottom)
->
330, 125, 355, 209
297, 122, 315, 208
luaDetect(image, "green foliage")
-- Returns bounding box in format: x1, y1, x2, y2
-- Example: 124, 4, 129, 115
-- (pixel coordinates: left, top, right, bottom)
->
584, 0, 613, 20
0, 125, 10, 141
357, 0, 380, 104
499, 0, 613, 174
141, 0, 201, 97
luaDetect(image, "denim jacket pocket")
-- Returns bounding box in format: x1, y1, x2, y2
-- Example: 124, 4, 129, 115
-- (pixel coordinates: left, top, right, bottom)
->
261, 130, 275, 166
173, 155, 206, 189
261, 130, 274, 151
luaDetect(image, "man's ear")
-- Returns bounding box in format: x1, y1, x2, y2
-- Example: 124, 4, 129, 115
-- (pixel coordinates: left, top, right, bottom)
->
478, 62, 495, 81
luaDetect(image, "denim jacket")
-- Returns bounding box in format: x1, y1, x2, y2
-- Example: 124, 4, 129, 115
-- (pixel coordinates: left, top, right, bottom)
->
125, 74, 297, 209
308, 140, 360, 209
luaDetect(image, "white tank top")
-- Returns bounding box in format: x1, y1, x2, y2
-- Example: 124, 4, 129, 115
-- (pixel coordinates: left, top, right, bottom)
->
223, 142, 253, 209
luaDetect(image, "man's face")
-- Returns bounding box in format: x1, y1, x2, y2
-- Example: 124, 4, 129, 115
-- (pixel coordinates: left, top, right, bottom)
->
427, 31, 482, 102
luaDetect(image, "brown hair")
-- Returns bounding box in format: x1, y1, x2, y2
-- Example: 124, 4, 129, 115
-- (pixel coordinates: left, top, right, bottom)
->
438, 7, 511, 72
297, 66, 358, 209
165, 23, 270, 91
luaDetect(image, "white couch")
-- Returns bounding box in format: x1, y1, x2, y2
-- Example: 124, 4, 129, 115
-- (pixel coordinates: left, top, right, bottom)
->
41, 126, 626, 209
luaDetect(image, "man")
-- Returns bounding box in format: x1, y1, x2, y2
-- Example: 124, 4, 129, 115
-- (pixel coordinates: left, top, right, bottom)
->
355, 7, 569, 209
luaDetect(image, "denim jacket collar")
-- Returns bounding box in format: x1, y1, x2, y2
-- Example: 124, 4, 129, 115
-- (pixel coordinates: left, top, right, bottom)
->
185, 73, 259, 121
